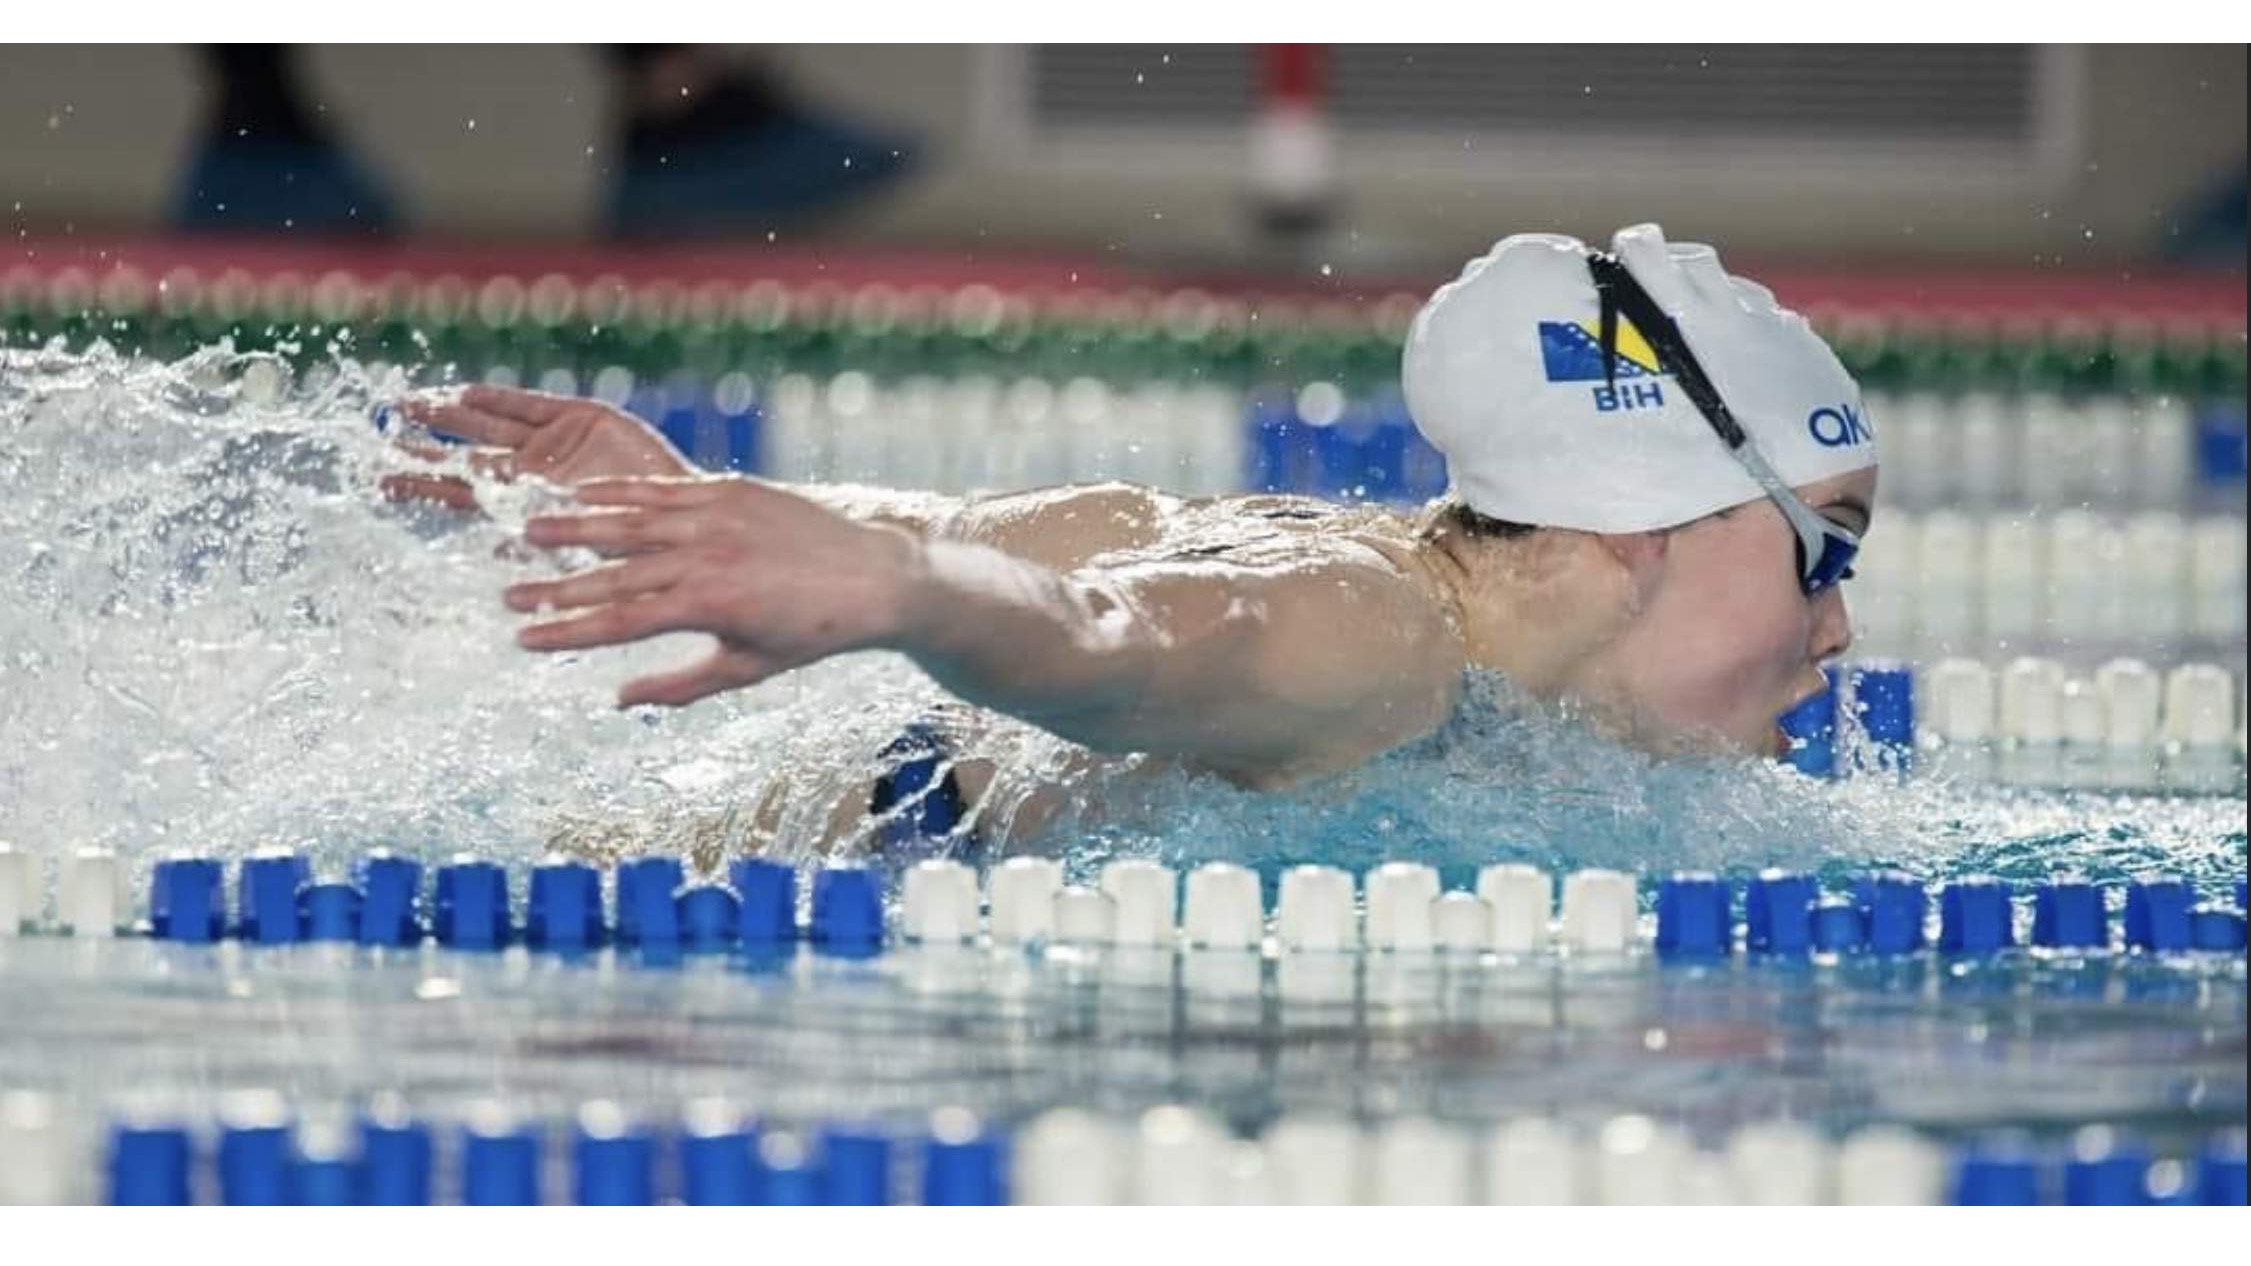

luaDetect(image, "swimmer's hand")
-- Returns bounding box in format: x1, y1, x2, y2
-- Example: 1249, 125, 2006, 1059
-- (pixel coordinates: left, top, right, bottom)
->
379, 386, 694, 512
507, 477, 924, 708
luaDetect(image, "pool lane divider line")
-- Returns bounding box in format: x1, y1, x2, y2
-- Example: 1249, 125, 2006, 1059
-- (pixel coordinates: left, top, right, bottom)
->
1, 843, 2244, 963
55, 1091, 2251, 1205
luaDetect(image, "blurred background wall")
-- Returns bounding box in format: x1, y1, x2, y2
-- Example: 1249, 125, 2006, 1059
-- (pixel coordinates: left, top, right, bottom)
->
0, 44, 2241, 271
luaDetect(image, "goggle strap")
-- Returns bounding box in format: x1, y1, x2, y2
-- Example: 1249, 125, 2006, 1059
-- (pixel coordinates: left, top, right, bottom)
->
1732, 438, 1836, 567
1588, 253, 1751, 450
1586, 251, 1859, 592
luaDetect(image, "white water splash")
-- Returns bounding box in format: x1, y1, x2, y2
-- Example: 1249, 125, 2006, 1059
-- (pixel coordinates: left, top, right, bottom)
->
1, 345, 2240, 896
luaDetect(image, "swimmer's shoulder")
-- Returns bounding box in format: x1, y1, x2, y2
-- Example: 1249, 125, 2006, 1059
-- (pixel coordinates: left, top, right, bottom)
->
993, 484, 1440, 600
955, 480, 1187, 569
1159, 493, 1430, 567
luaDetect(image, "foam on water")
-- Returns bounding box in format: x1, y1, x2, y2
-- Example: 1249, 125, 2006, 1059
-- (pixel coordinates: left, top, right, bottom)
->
0, 344, 943, 880
1024, 672, 2246, 890
0, 345, 2242, 895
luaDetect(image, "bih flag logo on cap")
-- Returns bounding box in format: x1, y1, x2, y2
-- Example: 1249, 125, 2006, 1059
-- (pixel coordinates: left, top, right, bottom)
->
1538, 318, 1663, 382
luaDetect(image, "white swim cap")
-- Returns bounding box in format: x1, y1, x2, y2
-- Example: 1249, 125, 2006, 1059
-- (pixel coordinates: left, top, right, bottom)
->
1403, 223, 1878, 534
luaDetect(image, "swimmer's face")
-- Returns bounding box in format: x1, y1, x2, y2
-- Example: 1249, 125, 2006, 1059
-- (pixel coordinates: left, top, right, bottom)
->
1597, 467, 1877, 757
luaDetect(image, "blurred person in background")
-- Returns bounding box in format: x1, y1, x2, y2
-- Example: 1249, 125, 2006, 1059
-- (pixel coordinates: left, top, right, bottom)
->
173, 43, 913, 238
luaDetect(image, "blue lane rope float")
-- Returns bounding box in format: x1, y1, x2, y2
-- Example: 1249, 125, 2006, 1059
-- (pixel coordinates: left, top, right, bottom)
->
1809, 898, 1867, 952
572, 1105, 658, 1207
299, 882, 361, 943
460, 1112, 544, 1207
356, 851, 423, 948
811, 863, 885, 953
2031, 880, 2108, 949
237, 849, 311, 945
730, 858, 796, 944
1746, 869, 1819, 955
433, 857, 511, 950
1856, 871, 1930, 955
1939, 877, 2015, 955
150, 855, 224, 944
1653, 873, 1731, 961
527, 857, 604, 952
360, 1103, 434, 1207
84, 1097, 2251, 1205
1952, 1134, 2047, 1206
616, 854, 686, 949
9, 849, 2240, 966
2125, 878, 2199, 952
676, 882, 743, 953
106, 1120, 192, 1206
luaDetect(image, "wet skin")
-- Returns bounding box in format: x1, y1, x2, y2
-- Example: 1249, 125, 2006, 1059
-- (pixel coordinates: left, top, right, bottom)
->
394, 386, 1872, 847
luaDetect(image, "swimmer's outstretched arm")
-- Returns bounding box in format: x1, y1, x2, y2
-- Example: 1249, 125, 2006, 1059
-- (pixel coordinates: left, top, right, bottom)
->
509, 477, 1467, 786
386, 386, 1146, 560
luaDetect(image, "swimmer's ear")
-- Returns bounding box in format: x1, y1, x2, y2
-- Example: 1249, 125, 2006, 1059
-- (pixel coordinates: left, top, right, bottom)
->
1594, 531, 1670, 607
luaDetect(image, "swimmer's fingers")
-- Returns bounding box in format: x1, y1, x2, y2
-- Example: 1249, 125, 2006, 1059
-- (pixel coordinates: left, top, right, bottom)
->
461, 384, 581, 427
524, 508, 700, 556
379, 473, 479, 512
575, 478, 734, 510
517, 593, 700, 652
504, 555, 688, 613
401, 398, 534, 449
393, 438, 452, 465
618, 648, 778, 709
390, 439, 514, 484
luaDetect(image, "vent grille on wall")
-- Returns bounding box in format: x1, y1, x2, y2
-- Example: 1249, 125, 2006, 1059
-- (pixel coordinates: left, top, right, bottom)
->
1030, 45, 2037, 143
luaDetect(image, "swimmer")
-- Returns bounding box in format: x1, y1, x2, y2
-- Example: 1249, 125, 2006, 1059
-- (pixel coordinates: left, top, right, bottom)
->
395, 224, 1875, 838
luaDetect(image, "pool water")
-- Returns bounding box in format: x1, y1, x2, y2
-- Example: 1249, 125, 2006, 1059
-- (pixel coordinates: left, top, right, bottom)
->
2, 346, 2239, 883
0, 344, 2243, 1203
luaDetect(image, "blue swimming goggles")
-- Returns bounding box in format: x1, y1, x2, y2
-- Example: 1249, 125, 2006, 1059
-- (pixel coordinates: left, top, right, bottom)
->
1587, 253, 1861, 597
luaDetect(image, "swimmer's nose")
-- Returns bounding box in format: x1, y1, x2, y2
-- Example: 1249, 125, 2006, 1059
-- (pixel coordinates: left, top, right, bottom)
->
1808, 584, 1853, 665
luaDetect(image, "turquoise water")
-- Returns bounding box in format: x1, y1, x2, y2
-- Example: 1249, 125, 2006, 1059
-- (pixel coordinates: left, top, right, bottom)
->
0, 928, 2242, 1149
1025, 672, 2247, 893
0, 345, 2243, 1197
